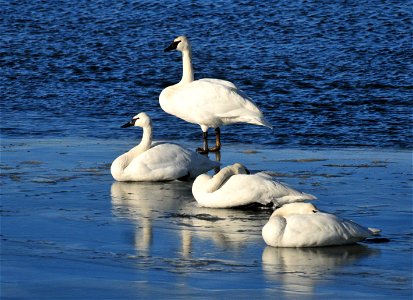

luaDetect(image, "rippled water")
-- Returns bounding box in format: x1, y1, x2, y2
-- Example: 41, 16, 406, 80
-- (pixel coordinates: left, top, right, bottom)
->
1, 0, 412, 148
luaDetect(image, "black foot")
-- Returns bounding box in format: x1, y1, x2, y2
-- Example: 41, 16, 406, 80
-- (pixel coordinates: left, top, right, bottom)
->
208, 146, 221, 152
196, 147, 209, 154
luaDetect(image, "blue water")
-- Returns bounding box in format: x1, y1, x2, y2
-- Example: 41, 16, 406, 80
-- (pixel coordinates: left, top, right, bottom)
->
1, 0, 412, 148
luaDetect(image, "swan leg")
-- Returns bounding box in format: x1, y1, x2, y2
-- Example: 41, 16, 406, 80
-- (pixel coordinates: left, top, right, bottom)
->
197, 131, 209, 154
209, 127, 221, 152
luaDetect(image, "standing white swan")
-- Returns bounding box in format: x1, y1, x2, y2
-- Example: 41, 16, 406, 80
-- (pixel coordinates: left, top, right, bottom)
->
192, 163, 316, 208
111, 112, 219, 182
262, 202, 381, 247
160, 36, 272, 153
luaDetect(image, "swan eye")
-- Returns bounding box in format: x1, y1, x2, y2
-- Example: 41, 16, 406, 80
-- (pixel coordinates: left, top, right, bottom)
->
312, 210, 317, 213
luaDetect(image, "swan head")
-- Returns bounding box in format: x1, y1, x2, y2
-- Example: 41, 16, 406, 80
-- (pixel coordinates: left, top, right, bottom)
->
231, 163, 250, 175
271, 203, 318, 218
121, 112, 152, 129
164, 36, 191, 52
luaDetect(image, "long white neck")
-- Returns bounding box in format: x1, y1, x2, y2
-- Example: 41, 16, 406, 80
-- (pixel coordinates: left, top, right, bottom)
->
204, 165, 241, 193
129, 124, 152, 155
111, 124, 153, 181
179, 49, 194, 84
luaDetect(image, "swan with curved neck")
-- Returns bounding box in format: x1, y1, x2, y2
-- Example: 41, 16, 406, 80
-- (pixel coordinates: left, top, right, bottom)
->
262, 203, 381, 247
111, 112, 219, 182
192, 163, 316, 208
161, 36, 272, 153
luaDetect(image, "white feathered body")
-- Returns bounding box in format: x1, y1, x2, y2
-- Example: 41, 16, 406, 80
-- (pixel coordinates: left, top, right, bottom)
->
262, 211, 375, 248
192, 172, 316, 208
111, 142, 219, 182
160, 79, 272, 130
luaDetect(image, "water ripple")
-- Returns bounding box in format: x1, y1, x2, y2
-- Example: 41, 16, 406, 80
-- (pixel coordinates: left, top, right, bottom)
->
1, 0, 412, 148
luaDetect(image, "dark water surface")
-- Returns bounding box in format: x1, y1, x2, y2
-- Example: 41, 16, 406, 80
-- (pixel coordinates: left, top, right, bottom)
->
1, 0, 412, 148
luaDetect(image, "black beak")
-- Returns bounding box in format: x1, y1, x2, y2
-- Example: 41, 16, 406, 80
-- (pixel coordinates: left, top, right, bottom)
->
121, 120, 134, 128
164, 40, 180, 52
245, 168, 251, 175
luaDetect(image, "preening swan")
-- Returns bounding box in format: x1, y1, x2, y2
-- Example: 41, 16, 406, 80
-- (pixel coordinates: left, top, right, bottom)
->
111, 112, 219, 182
192, 163, 316, 208
262, 202, 381, 247
161, 36, 272, 153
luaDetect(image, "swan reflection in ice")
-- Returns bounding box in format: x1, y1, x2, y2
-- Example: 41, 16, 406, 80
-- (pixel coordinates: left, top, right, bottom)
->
262, 245, 379, 296
110, 181, 192, 253
110, 181, 268, 257
179, 205, 268, 257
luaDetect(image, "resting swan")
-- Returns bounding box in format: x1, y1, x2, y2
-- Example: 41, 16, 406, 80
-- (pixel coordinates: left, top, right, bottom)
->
111, 112, 219, 182
262, 203, 381, 247
160, 36, 272, 153
192, 163, 316, 208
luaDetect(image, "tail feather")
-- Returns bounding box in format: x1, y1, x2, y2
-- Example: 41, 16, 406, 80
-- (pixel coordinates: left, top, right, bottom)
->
246, 116, 273, 129
276, 191, 317, 205
301, 192, 317, 201
260, 116, 273, 129
368, 227, 381, 235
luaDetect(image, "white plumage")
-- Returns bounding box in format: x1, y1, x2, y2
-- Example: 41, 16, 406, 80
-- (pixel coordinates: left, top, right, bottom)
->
111, 112, 219, 182
262, 202, 380, 247
192, 163, 316, 208
160, 36, 272, 152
